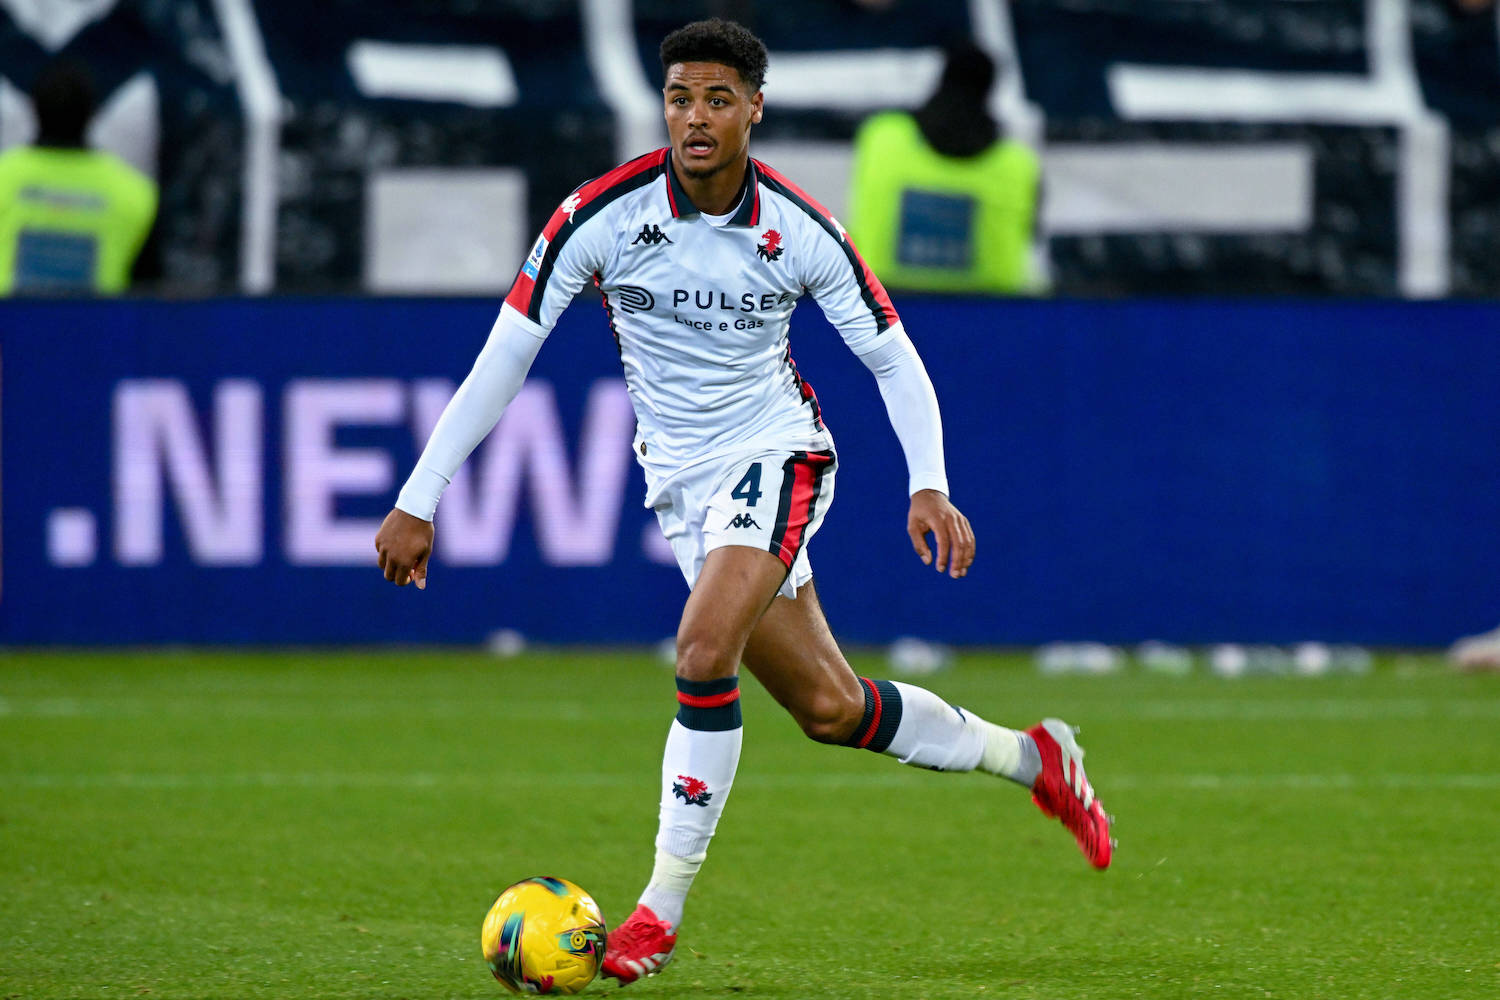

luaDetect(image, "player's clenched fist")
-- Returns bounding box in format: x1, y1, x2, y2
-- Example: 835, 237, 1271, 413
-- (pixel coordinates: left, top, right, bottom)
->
375, 508, 434, 590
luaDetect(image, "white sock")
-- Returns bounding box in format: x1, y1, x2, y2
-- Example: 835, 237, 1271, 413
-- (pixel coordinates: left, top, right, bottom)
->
974, 716, 1042, 786
883, 680, 986, 771
846, 678, 1040, 785
653, 718, 742, 855
638, 848, 702, 932
640, 677, 743, 932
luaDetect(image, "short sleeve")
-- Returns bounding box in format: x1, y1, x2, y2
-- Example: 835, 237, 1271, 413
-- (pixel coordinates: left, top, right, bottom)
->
802, 217, 902, 357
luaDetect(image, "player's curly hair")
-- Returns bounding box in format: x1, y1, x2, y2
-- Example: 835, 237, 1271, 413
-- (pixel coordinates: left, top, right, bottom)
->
659, 18, 768, 93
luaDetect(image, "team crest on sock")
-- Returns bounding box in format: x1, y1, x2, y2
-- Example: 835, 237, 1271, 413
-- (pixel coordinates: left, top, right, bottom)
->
672, 774, 713, 806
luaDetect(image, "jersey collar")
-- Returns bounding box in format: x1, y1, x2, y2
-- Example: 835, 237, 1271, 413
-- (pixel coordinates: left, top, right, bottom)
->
665, 151, 761, 227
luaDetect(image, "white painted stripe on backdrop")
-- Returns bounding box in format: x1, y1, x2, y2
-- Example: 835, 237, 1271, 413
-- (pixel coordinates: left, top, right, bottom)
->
211, 0, 283, 293
347, 41, 519, 107
1043, 144, 1313, 234
763, 49, 944, 110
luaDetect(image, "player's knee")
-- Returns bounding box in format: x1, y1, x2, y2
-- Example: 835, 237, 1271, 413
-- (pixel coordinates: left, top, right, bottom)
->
673, 631, 740, 683
795, 686, 864, 744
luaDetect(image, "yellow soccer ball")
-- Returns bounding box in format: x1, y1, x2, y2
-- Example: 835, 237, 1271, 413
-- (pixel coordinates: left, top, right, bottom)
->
481, 877, 607, 995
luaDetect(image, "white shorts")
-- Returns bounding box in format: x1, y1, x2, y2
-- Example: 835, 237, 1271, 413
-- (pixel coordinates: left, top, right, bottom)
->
649, 448, 837, 600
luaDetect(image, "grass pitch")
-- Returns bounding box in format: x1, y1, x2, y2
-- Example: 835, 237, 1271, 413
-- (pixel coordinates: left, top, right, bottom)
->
1, 649, 1497, 999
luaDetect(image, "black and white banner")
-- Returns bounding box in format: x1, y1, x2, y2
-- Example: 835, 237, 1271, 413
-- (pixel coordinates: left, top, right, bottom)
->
2, 0, 1498, 295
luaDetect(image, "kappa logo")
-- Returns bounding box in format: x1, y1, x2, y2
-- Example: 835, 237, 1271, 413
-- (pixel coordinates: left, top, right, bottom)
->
756, 228, 784, 262
613, 285, 655, 314
631, 224, 673, 247
725, 513, 761, 530
560, 192, 583, 223
673, 774, 712, 806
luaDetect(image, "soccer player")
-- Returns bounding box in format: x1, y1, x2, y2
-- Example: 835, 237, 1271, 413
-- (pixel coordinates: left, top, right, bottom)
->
374, 18, 1112, 985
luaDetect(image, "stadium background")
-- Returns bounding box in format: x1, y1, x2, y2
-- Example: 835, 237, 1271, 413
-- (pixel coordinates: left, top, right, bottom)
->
2, 0, 1497, 647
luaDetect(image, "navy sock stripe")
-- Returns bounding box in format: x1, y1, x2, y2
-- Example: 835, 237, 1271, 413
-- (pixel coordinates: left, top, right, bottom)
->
675, 675, 742, 732
841, 678, 903, 753
866, 680, 903, 752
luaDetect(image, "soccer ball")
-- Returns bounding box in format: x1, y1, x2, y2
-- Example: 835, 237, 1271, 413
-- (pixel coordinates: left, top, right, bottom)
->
481, 877, 607, 995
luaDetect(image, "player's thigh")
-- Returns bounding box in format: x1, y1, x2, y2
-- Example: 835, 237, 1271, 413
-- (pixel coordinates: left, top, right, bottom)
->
675, 544, 790, 681
741, 579, 864, 738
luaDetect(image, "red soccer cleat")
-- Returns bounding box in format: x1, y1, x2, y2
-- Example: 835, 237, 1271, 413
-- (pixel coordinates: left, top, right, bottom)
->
1026, 718, 1114, 869
601, 904, 677, 985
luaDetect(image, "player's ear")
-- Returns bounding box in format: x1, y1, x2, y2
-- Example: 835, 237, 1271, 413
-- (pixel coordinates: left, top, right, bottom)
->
750, 91, 763, 124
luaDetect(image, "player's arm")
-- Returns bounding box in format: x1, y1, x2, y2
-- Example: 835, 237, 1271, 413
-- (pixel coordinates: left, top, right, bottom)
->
852, 329, 974, 579
376, 305, 546, 588
802, 223, 974, 578
377, 194, 608, 589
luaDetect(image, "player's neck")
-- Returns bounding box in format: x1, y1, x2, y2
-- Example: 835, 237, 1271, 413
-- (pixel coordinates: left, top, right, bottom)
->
672, 154, 749, 217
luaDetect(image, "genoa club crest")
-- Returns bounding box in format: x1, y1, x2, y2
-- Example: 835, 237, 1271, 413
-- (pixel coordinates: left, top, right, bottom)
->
756, 228, 783, 262
672, 774, 713, 806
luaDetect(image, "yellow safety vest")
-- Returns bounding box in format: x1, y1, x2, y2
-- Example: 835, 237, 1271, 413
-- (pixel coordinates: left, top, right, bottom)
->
0, 146, 157, 295
849, 111, 1039, 295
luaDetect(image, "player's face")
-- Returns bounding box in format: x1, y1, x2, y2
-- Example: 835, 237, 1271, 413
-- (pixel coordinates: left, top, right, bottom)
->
663, 62, 763, 181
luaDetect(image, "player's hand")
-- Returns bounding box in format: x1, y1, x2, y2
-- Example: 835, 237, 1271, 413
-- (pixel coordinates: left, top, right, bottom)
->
907, 489, 975, 579
375, 508, 434, 590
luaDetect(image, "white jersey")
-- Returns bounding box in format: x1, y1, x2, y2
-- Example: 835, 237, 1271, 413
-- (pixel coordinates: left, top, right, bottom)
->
504, 147, 903, 486
395, 148, 947, 524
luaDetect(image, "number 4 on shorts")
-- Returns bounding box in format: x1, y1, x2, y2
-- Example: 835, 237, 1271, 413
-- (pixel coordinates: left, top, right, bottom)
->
731, 463, 763, 507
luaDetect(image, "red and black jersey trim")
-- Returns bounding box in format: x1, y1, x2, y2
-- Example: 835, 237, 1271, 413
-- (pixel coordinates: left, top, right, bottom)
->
768, 449, 835, 569
841, 678, 904, 753
782, 346, 823, 431
594, 272, 624, 358
666, 152, 761, 226
505, 148, 668, 323
753, 159, 898, 334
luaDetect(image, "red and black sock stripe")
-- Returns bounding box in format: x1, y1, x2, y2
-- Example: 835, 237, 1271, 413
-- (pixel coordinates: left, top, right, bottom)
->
675, 675, 742, 731
768, 450, 835, 568
841, 678, 904, 753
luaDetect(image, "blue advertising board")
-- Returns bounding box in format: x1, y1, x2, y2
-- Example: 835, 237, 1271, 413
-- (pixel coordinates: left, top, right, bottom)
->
2, 297, 1497, 645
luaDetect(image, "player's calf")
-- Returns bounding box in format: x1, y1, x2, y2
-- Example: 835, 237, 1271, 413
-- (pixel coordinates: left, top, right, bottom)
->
786, 683, 866, 744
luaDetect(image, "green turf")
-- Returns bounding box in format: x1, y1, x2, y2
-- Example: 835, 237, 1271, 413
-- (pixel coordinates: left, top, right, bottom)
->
2, 649, 1497, 999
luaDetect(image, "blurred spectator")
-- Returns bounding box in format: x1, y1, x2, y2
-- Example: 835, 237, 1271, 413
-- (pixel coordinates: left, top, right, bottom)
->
0, 58, 158, 296
847, 44, 1041, 296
